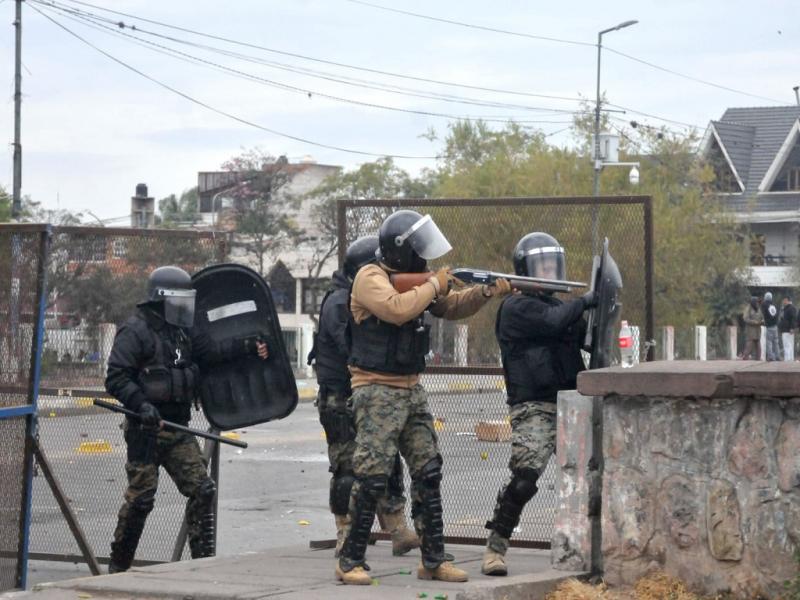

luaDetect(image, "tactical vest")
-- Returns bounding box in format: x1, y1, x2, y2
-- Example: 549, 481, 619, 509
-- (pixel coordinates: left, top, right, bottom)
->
349, 315, 430, 375
496, 296, 576, 405
136, 315, 198, 407
308, 287, 351, 394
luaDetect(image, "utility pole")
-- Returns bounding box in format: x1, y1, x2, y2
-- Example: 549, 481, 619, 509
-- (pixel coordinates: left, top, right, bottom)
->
12, 0, 23, 219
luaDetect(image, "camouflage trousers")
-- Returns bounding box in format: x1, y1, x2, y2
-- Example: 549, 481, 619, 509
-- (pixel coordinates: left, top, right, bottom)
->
349, 384, 440, 534
320, 393, 406, 516
487, 400, 556, 554
112, 419, 213, 562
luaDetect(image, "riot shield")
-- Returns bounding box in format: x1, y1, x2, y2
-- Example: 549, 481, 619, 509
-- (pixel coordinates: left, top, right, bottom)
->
584, 239, 623, 369
192, 263, 298, 430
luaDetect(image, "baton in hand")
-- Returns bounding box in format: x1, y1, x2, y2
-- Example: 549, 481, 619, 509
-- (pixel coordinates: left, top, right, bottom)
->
93, 399, 248, 449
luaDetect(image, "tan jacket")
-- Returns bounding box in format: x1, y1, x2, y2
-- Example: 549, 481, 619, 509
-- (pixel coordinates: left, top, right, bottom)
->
349, 264, 492, 389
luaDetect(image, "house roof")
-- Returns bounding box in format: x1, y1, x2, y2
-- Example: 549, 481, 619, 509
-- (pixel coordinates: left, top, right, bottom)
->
716, 106, 800, 193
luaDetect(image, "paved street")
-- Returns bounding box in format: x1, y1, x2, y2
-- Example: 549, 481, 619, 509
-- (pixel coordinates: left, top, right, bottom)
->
25, 386, 558, 587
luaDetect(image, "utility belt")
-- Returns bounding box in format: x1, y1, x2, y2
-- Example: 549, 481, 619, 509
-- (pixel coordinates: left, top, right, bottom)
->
317, 384, 355, 444
139, 363, 199, 407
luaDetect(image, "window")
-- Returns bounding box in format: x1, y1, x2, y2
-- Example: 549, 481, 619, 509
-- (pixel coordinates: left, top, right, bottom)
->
790, 167, 800, 191
749, 234, 766, 266
302, 278, 329, 314
267, 262, 296, 313
69, 235, 106, 262
112, 239, 127, 258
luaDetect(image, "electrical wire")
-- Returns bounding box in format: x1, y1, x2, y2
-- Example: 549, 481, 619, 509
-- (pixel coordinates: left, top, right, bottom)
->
342, 0, 593, 47
33, 1, 579, 124
345, 0, 786, 105
27, 3, 440, 160
46, 0, 589, 103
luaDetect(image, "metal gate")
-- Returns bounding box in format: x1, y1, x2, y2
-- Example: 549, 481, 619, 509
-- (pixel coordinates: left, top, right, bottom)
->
336, 196, 654, 547
0, 224, 228, 585
0, 226, 50, 591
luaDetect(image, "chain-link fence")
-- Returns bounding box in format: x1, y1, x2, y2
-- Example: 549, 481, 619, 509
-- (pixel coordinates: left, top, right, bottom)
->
337, 197, 654, 547
0, 225, 50, 591
14, 226, 228, 570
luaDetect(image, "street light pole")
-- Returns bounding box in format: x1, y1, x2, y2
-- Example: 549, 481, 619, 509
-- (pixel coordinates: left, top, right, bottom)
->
591, 19, 638, 253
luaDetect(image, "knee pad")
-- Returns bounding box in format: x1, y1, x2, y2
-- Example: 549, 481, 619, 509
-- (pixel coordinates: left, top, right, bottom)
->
130, 489, 156, 515
508, 468, 539, 505
360, 474, 388, 500
416, 455, 443, 490
330, 472, 355, 515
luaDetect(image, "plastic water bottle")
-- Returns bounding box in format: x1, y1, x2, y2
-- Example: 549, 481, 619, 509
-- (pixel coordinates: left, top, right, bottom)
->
619, 320, 635, 368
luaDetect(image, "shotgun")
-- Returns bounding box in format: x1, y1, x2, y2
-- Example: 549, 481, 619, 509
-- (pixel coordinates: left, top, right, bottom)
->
93, 399, 248, 449
389, 268, 586, 294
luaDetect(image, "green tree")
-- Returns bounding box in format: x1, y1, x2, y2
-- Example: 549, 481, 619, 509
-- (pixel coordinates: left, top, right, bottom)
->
0, 186, 11, 222
430, 119, 748, 333
157, 187, 200, 227
221, 149, 301, 277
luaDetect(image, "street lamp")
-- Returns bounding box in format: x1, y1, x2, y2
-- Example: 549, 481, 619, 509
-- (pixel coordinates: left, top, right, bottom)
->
592, 19, 638, 253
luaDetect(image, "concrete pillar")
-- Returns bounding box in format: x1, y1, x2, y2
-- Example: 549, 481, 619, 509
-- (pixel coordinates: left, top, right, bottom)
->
661, 326, 675, 361
300, 324, 314, 378
631, 325, 641, 365
552, 390, 602, 573
760, 326, 766, 361
454, 324, 468, 367
727, 326, 738, 360
98, 323, 116, 378
694, 325, 707, 361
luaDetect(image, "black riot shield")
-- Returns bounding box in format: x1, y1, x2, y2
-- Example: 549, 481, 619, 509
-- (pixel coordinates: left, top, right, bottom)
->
584, 239, 623, 369
192, 264, 298, 430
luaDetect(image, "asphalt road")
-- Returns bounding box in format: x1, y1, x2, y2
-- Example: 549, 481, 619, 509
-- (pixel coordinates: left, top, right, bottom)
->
24, 390, 557, 586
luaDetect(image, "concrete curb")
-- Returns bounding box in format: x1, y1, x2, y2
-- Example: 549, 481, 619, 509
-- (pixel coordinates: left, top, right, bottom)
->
456, 569, 589, 600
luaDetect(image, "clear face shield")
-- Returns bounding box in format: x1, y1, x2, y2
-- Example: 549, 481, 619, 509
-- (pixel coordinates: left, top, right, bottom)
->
395, 214, 453, 261
522, 246, 566, 280
158, 288, 197, 328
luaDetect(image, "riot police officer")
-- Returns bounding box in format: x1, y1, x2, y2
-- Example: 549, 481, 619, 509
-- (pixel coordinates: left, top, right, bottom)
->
308, 235, 419, 558
104, 266, 269, 574
481, 232, 596, 576
335, 210, 511, 585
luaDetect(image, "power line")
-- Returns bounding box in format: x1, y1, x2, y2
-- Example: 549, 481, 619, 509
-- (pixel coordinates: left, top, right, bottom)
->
345, 0, 786, 106
342, 0, 593, 47
48, 0, 587, 103
34, 1, 581, 123
27, 3, 440, 160
603, 46, 786, 105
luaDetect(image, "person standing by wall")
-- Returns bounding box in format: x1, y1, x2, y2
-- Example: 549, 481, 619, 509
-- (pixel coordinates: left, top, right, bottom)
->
779, 295, 796, 362
762, 291, 780, 361
740, 296, 763, 360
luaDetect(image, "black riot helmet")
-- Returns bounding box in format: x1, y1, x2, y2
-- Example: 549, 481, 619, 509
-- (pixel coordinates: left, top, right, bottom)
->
344, 235, 379, 280
142, 266, 196, 328
513, 232, 566, 280
377, 210, 452, 272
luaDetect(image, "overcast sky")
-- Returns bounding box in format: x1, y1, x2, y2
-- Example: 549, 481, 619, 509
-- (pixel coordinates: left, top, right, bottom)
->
0, 0, 797, 222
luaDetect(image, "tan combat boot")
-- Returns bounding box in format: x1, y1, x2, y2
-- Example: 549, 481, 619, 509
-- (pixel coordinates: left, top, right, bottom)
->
481, 548, 507, 576
378, 510, 420, 556
334, 514, 350, 558
417, 560, 469, 582
335, 564, 373, 585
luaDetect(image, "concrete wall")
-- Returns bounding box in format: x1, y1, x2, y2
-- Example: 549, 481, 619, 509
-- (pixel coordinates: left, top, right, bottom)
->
576, 361, 800, 599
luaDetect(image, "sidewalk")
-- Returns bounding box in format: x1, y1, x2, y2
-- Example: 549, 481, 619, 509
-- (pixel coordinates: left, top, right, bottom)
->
5, 543, 585, 600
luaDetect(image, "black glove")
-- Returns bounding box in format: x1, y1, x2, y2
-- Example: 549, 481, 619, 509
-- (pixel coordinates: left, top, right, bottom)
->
139, 402, 161, 429
581, 290, 598, 309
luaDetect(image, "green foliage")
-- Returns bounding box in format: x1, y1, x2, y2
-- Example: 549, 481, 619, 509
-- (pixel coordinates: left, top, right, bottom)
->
0, 186, 11, 222
221, 150, 301, 277
431, 120, 749, 331
157, 187, 200, 227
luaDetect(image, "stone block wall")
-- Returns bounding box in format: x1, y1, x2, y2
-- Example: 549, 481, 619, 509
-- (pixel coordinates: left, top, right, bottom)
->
577, 361, 800, 599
